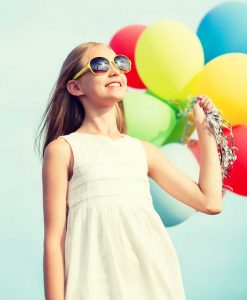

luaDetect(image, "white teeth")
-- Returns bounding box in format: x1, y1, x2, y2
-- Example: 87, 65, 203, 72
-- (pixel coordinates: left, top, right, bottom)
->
106, 82, 121, 87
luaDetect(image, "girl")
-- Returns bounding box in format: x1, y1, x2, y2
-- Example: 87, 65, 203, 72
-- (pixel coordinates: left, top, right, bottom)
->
36, 41, 222, 300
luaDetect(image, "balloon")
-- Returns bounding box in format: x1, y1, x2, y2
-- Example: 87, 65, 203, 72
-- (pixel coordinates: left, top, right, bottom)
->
135, 20, 204, 100
197, 2, 247, 63
148, 143, 199, 227
165, 117, 195, 145
181, 53, 247, 126
109, 24, 147, 89
123, 91, 176, 146
165, 99, 195, 144
222, 125, 247, 196
145, 90, 195, 144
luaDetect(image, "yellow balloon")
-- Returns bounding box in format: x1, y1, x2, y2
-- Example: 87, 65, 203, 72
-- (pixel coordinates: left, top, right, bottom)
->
180, 53, 247, 126
135, 20, 204, 100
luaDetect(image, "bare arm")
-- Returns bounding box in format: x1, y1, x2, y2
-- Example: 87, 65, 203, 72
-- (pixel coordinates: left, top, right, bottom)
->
141, 129, 222, 215
42, 138, 70, 300
196, 124, 223, 211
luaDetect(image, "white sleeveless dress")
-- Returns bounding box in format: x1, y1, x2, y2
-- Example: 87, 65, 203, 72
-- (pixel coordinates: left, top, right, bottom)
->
60, 132, 186, 300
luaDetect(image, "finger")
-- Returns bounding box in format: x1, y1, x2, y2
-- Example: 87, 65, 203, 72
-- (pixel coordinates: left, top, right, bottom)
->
205, 103, 213, 112
199, 97, 207, 106
196, 95, 203, 101
203, 97, 211, 106
203, 99, 210, 107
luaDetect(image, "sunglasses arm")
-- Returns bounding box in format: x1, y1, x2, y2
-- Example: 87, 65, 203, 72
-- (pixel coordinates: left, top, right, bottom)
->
73, 64, 90, 80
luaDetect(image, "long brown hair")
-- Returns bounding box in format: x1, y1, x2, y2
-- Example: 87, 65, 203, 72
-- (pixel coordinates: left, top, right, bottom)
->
34, 41, 127, 161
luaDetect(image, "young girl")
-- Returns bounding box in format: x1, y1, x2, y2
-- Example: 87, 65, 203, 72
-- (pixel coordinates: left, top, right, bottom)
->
37, 41, 222, 300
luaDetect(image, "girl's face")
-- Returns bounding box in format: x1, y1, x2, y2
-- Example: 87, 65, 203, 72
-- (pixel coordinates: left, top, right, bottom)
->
69, 44, 128, 107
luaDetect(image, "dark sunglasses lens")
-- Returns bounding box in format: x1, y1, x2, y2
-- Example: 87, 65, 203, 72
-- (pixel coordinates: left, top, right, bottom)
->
114, 55, 131, 72
90, 57, 109, 73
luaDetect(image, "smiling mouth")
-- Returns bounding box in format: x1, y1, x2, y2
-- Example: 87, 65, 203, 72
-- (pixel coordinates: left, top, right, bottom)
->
105, 82, 122, 87
106, 86, 121, 88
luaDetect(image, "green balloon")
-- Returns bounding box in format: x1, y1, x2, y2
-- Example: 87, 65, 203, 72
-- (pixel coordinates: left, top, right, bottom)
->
146, 90, 195, 144
123, 90, 176, 146
165, 115, 195, 144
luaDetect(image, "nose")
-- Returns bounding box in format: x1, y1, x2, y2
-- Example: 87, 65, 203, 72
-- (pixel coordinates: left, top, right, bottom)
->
108, 61, 121, 76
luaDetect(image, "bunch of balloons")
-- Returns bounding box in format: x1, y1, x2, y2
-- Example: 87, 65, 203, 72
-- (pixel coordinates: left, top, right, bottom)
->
109, 2, 247, 227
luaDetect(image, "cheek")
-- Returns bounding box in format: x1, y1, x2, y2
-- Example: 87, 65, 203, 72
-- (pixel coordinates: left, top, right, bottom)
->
122, 74, 127, 86
83, 77, 102, 95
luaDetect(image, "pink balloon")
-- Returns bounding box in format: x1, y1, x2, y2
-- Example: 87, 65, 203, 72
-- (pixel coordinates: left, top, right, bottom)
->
109, 25, 147, 89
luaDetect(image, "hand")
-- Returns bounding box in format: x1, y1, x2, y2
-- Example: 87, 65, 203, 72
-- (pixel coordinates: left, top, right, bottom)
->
189, 94, 216, 129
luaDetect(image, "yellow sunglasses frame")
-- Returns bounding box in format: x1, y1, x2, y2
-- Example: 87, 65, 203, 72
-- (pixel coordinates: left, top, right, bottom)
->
72, 54, 132, 80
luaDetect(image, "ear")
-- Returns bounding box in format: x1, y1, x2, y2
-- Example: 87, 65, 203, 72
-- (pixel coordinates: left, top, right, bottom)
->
67, 80, 85, 96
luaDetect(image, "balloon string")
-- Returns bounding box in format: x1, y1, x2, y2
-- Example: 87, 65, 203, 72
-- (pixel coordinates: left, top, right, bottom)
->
163, 95, 238, 194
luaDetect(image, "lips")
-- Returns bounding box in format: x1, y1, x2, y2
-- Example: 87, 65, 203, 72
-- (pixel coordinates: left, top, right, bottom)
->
105, 80, 122, 87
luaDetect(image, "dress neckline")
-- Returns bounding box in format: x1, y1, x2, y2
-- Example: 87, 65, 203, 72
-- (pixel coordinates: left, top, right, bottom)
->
72, 131, 126, 142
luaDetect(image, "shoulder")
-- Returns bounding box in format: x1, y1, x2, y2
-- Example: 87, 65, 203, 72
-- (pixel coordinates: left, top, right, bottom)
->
138, 138, 160, 156
43, 136, 71, 169
137, 139, 163, 176
137, 139, 173, 181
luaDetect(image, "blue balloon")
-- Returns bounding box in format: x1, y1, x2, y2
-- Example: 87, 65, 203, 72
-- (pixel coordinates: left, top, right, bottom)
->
197, 2, 247, 63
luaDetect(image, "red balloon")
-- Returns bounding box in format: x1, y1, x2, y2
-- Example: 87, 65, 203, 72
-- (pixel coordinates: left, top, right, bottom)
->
109, 25, 147, 89
222, 125, 247, 196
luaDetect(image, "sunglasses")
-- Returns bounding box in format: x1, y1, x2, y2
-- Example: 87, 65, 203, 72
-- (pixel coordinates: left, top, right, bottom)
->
72, 54, 132, 80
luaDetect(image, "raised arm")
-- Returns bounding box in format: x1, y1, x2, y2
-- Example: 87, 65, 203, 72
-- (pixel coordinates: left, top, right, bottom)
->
141, 138, 222, 215
42, 138, 71, 300
141, 95, 223, 215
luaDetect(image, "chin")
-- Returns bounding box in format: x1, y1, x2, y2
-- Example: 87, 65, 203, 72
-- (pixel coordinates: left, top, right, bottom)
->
105, 91, 126, 100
